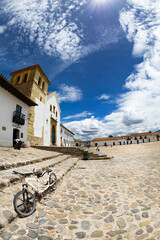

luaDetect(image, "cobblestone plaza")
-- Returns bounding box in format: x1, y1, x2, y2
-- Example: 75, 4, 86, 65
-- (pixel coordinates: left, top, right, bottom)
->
0, 142, 160, 239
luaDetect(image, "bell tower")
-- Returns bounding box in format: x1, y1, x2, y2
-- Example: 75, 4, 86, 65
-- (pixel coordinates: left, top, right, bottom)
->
10, 65, 51, 146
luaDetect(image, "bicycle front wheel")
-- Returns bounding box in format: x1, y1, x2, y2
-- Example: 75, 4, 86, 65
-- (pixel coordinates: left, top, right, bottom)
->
49, 173, 57, 191
13, 190, 36, 217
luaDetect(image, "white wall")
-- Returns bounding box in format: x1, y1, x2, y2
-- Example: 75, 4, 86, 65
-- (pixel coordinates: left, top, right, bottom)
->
0, 86, 29, 147
91, 134, 158, 147
44, 92, 61, 146
60, 126, 74, 147
34, 98, 45, 138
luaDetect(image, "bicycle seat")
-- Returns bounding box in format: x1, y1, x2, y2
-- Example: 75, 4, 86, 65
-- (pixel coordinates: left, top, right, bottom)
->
46, 169, 52, 173
35, 171, 43, 177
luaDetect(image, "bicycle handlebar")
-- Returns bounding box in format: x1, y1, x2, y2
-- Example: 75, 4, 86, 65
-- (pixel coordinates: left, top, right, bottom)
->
13, 169, 52, 178
12, 170, 33, 177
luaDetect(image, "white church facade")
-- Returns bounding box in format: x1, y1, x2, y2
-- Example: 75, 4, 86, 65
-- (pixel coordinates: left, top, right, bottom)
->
0, 65, 74, 147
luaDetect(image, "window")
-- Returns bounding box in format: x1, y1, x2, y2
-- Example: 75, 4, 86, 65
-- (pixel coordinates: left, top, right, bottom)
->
17, 76, 20, 83
61, 129, 63, 133
40, 97, 42, 102
21, 133, 23, 138
50, 105, 52, 112
38, 77, 41, 85
42, 81, 45, 90
56, 111, 58, 117
53, 106, 55, 113
23, 74, 28, 82
16, 105, 22, 113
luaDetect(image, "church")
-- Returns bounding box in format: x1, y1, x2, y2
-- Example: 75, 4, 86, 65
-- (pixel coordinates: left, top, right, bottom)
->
0, 64, 74, 147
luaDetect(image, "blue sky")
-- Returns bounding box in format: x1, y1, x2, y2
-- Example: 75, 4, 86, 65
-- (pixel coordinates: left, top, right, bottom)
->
0, 0, 160, 140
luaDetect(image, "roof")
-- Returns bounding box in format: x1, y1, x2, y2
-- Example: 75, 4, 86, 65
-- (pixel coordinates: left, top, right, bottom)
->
91, 137, 123, 142
130, 132, 151, 136
151, 132, 160, 135
74, 139, 83, 142
91, 131, 158, 142
10, 64, 51, 85
60, 124, 75, 135
0, 74, 37, 106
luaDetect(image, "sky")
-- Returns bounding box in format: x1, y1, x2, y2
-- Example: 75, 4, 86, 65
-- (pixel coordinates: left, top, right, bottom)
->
0, 0, 160, 140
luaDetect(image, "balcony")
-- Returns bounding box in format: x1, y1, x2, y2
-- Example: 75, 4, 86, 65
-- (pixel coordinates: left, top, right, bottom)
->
13, 111, 25, 125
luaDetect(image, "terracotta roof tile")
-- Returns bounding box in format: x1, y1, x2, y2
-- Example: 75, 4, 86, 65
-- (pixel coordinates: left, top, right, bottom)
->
91, 137, 123, 142
130, 132, 151, 136
151, 132, 160, 135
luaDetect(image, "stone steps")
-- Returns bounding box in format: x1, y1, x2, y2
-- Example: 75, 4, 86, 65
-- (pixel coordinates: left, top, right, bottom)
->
0, 154, 71, 189
88, 155, 114, 160
0, 157, 78, 230
33, 146, 113, 160
0, 152, 62, 171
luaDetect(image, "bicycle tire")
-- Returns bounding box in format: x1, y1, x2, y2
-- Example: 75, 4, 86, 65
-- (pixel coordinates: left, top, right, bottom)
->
49, 173, 57, 191
13, 190, 36, 217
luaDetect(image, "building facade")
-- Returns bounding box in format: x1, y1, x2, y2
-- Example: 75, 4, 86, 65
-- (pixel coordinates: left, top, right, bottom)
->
60, 124, 74, 147
91, 132, 160, 147
0, 74, 36, 147
10, 65, 61, 146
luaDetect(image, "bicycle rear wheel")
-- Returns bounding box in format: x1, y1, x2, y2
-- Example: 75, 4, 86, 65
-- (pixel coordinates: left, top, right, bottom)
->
13, 190, 36, 217
49, 173, 57, 191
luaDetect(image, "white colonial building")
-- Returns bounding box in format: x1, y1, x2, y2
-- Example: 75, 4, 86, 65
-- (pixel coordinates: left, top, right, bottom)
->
60, 124, 74, 147
0, 74, 36, 147
91, 132, 160, 147
0, 65, 75, 148
9, 65, 62, 147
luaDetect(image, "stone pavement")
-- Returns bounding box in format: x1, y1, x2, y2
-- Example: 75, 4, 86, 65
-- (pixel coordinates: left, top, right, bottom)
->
0, 147, 61, 170
0, 142, 160, 240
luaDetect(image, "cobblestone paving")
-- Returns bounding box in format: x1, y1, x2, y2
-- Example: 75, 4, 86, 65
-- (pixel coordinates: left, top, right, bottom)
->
0, 147, 60, 168
0, 142, 160, 240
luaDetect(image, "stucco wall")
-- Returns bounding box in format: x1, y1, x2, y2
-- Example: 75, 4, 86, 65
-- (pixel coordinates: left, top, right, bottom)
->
60, 126, 74, 147
34, 98, 45, 138
0, 86, 29, 147
91, 135, 158, 147
44, 92, 61, 146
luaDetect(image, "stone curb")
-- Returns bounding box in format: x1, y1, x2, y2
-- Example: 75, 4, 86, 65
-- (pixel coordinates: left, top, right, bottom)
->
0, 157, 78, 231
0, 153, 62, 171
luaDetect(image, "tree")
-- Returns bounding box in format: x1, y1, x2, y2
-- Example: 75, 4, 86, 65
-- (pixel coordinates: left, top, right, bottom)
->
109, 135, 113, 137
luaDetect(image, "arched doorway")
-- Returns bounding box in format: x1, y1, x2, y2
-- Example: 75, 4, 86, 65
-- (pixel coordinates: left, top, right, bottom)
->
13, 129, 19, 146
52, 125, 55, 145
50, 118, 57, 146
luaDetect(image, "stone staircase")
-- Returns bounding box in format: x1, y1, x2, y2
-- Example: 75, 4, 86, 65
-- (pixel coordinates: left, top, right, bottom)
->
32, 146, 113, 160
0, 148, 78, 230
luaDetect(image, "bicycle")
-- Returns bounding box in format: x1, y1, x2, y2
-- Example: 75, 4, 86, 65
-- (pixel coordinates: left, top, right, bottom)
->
12, 168, 57, 217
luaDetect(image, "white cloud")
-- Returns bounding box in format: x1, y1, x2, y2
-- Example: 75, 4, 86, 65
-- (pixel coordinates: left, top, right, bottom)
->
65, 0, 160, 140
57, 84, 83, 103
97, 94, 110, 100
0, 0, 121, 66
0, 25, 6, 34
64, 116, 107, 140
63, 111, 93, 120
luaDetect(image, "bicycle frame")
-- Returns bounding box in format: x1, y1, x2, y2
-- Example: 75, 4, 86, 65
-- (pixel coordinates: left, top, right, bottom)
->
25, 174, 51, 194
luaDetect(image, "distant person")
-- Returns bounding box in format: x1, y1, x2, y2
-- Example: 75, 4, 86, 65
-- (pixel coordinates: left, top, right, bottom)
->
96, 146, 100, 151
